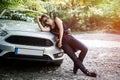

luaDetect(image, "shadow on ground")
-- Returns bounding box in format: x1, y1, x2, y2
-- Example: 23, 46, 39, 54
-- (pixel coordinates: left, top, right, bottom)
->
0, 59, 59, 79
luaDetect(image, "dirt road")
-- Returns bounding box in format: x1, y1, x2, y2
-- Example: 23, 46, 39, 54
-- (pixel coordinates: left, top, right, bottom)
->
0, 33, 120, 80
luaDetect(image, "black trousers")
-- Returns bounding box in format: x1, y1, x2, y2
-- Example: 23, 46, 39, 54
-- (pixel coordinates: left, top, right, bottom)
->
62, 34, 88, 74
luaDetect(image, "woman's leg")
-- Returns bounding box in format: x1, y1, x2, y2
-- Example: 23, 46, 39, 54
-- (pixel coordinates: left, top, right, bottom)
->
69, 38, 88, 74
70, 37, 88, 62
65, 36, 97, 77
62, 42, 87, 74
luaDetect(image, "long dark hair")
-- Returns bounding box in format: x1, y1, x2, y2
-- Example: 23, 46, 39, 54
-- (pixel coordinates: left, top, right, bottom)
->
39, 14, 50, 27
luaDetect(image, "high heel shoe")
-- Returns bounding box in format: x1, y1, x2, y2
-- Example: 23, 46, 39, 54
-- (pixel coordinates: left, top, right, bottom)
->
85, 70, 97, 77
73, 66, 78, 74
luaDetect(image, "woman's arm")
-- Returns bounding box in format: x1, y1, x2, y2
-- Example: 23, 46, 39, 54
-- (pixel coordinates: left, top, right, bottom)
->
55, 17, 64, 48
36, 16, 50, 32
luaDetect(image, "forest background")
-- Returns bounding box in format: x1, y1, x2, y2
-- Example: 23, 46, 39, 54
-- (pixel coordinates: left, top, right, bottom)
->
0, 0, 120, 33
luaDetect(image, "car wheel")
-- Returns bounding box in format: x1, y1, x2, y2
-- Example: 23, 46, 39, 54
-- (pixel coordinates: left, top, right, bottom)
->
52, 59, 63, 67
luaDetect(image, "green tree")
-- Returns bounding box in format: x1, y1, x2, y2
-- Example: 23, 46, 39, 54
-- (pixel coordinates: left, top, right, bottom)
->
0, 0, 120, 32
0, 0, 22, 9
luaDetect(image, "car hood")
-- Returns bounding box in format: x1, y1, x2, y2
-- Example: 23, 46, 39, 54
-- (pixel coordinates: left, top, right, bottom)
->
0, 20, 40, 32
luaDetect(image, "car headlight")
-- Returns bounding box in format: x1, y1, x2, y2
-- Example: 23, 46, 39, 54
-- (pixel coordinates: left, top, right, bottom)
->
0, 29, 8, 36
54, 52, 64, 58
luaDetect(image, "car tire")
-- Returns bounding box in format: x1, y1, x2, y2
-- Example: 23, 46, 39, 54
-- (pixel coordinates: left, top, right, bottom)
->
52, 59, 63, 66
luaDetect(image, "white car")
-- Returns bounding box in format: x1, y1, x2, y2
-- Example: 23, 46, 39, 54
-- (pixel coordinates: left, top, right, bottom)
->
0, 13, 64, 66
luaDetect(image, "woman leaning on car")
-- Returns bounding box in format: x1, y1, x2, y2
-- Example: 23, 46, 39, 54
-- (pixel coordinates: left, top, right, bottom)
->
36, 14, 97, 77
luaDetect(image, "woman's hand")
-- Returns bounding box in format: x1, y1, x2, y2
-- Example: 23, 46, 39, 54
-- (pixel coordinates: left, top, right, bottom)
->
36, 16, 40, 23
36, 16, 50, 32
58, 41, 62, 48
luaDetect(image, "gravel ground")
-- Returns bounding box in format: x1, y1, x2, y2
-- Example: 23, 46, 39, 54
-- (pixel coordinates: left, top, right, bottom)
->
0, 33, 120, 80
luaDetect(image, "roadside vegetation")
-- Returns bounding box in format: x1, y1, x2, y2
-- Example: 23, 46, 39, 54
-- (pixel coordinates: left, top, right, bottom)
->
0, 0, 120, 33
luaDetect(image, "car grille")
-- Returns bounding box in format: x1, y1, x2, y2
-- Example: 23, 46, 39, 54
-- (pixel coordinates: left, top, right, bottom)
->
5, 35, 53, 47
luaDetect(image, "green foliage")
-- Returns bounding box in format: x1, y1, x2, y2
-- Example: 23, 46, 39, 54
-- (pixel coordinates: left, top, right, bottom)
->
0, 0, 120, 32
0, 0, 21, 9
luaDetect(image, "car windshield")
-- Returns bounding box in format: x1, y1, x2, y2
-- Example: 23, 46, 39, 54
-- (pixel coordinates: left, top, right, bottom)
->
0, 9, 34, 22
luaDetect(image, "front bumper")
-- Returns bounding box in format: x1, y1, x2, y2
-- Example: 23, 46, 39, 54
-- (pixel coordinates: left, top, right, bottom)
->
0, 41, 64, 62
